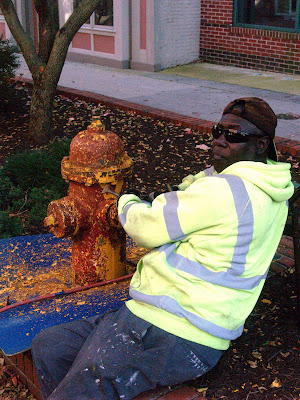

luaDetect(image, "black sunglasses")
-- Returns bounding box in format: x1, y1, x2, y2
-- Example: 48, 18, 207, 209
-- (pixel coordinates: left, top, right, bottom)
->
212, 125, 264, 143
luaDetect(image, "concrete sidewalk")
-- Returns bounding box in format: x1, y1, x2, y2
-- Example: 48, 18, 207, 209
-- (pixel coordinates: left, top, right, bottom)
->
16, 57, 300, 141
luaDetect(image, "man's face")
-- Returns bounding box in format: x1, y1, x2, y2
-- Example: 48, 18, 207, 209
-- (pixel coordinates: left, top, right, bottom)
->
212, 114, 262, 173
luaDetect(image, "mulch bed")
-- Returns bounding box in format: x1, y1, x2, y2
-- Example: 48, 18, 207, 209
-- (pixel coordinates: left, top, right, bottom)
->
0, 84, 299, 400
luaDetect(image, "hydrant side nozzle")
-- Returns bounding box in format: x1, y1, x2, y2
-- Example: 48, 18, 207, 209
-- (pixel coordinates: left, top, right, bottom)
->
45, 197, 91, 239
44, 215, 57, 227
106, 202, 122, 229
96, 200, 121, 230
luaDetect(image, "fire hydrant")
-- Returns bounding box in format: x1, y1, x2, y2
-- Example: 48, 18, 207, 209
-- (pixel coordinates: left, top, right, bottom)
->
44, 117, 133, 286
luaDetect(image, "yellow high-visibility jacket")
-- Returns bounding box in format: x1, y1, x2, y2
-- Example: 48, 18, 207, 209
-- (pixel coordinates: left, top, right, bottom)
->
118, 160, 294, 350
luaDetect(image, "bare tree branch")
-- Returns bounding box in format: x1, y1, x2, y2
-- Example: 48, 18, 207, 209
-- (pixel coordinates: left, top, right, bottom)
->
33, 0, 58, 63
45, 0, 102, 85
60, 0, 102, 42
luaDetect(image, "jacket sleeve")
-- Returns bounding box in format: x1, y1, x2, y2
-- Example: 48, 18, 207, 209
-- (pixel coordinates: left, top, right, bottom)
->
118, 176, 228, 249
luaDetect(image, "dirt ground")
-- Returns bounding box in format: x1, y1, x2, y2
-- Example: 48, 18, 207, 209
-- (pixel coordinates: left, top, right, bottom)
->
0, 84, 299, 400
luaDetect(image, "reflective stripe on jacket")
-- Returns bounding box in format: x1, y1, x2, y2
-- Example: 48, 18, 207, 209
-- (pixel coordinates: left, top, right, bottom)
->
118, 161, 294, 350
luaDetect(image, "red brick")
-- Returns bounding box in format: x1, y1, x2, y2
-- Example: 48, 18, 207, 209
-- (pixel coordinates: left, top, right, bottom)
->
275, 255, 295, 269
277, 244, 295, 259
274, 137, 287, 145
280, 235, 294, 249
270, 261, 287, 274
287, 145, 300, 156
283, 140, 300, 148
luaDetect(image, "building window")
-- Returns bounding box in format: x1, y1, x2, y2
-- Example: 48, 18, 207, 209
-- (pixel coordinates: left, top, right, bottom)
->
73, 0, 113, 27
234, 0, 299, 30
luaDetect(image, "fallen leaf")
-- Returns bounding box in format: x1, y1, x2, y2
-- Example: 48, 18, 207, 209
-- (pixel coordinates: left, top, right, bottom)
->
252, 351, 262, 360
196, 144, 210, 151
12, 375, 18, 386
261, 299, 272, 304
247, 360, 258, 368
270, 378, 282, 388
280, 351, 290, 358
197, 387, 208, 393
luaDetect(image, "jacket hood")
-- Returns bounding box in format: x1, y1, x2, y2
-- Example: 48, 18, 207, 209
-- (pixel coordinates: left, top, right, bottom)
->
222, 159, 294, 203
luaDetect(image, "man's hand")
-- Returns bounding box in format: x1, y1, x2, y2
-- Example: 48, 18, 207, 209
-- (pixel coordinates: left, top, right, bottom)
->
117, 188, 141, 207
147, 185, 179, 202
122, 188, 141, 197
147, 191, 162, 202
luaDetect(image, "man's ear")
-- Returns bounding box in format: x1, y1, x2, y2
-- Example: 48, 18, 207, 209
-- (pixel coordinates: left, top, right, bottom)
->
256, 136, 270, 156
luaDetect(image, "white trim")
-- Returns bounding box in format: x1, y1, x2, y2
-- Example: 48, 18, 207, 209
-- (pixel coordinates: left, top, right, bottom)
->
68, 47, 117, 60
75, 1, 114, 30
58, 0, 72, 25
78, 27, 116, 36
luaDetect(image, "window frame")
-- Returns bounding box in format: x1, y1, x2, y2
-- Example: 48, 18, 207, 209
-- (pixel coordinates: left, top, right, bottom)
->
73, 0, 114, 32
233, 0, 300, 32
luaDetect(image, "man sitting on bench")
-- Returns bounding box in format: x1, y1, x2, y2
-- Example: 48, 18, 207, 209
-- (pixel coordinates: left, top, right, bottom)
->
31, 97, 294, 400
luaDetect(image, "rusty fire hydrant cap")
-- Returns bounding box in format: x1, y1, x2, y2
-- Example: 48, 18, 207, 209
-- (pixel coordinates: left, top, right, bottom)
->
69, 117, 124, 167
61, 117, 133, 185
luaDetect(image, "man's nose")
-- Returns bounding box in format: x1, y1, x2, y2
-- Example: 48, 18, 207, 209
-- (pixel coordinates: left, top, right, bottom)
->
213, 134, 227, 147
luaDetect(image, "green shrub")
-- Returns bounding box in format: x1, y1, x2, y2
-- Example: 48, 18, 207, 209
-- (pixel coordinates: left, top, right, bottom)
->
28, 187, 62, 226
0, 168, 25, 237
0, 37, 22, 111
3, 138, 71, 193
0, 210, 24, 238
0, 168, 23, 210
0, 138, 71, 236
0, 37, 19, 83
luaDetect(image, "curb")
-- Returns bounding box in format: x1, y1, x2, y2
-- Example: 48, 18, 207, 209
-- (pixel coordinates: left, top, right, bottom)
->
15, 76, 300, 157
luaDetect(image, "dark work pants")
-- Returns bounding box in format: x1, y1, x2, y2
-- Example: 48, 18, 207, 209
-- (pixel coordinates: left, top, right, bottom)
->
31, 305, 223, 400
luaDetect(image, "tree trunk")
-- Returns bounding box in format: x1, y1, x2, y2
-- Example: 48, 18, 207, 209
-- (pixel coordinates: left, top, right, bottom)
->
0, 0, 105, 144
27, 77, 57, 144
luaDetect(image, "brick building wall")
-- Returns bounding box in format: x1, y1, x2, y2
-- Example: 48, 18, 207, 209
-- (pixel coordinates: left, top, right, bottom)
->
200, 0, 300, 74
156, 0, 201, 70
